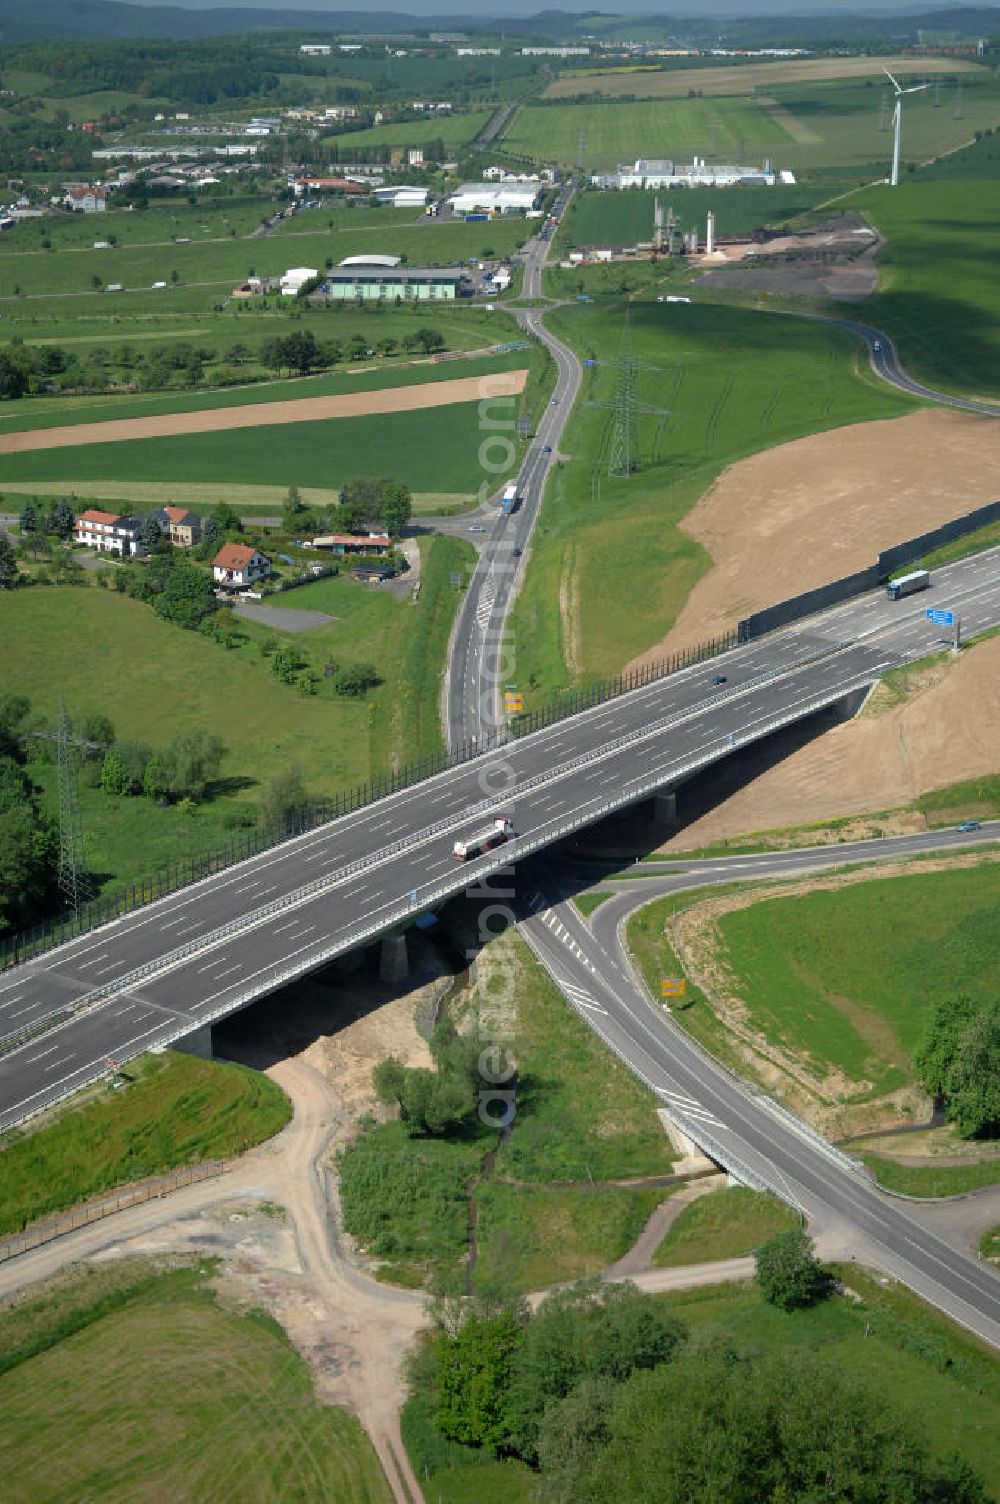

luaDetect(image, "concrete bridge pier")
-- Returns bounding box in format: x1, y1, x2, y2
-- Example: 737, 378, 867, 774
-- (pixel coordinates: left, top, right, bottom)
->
652, 788, 678, 826
379, 932, 409, 984
175, 1022, 214, 1060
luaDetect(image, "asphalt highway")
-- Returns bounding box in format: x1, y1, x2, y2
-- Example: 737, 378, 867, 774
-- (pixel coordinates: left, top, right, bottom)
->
1, 546, 999, 1132
809, 312, 1000, 418
446, 181, 580, 750
519, 839, 1000, 1347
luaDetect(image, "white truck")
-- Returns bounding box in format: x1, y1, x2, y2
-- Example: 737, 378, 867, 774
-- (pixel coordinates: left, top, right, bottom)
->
452, 816, 514, 861
886, 569, 930, 601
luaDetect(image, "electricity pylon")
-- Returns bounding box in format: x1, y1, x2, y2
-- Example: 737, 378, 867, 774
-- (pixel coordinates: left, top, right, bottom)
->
56, 699, 86, 917
591, 311, 671, 481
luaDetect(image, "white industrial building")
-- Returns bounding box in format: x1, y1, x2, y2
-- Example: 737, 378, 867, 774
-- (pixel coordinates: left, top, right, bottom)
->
280, 265, 319, 295
371, 184, 430, 208
595, 156, 777, 190
339, 254, 401, 268
448, 182, 541, 215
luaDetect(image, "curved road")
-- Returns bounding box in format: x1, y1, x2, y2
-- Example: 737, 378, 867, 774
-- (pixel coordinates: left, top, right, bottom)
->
518, 830, 1000, 1347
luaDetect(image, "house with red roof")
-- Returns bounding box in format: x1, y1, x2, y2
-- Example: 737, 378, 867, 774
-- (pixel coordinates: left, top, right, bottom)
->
212, 542, 271, 590
74, 508, 145, 556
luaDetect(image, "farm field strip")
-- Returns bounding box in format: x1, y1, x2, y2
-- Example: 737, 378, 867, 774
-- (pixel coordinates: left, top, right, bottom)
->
0, 369, 528, 453
545, 55, 989, 99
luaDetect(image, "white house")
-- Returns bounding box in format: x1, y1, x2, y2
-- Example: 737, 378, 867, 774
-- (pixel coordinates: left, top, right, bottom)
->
212, 542, 271, 589
65, 186, 108, 213
74, 508, 145, 556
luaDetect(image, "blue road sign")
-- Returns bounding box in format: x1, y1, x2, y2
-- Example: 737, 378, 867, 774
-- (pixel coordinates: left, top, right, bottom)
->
583, 358, 595, 367
926, 608, 955, 627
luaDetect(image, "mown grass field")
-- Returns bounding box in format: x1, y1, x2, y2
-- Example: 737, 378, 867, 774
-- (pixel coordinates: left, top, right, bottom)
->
852, 179, 1000, 400
504, 97, 789, 171
0, 1260, 392, 1504
0, 348, 530, 436
0, 214, 527, 303
0, 400, 495, 492
0, 1052, 289, 1235
561, 184, 831, 247
713, 862, 1000, 1096
652, 1186, 797, 1266
509, 297, 912, 702
659, 1266, 1000, 1499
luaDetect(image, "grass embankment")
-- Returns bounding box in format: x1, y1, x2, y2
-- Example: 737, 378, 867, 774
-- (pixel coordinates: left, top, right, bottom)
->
338, 933, 675, 1291
0, 1260, 392, 1503
652, 1186, 798, 1266
658, 1266, 1000, 1498
0, 542, 472, 898
0, 1051, 290, 1235
628, 863, 1000, 1190
322, 109, 490, 153
510, 298, 911, 704
854, 179, 1000, 400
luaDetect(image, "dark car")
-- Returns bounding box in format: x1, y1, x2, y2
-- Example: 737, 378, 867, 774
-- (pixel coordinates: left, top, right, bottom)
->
543, 444, 552, 453
712, 674, 727, 686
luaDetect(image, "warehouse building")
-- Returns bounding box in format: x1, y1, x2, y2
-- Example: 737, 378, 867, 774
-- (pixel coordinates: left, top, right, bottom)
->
594, 156, 777, 190
447, 181, 541, 215
319, 264, 467, 301
371, 184, 430, 208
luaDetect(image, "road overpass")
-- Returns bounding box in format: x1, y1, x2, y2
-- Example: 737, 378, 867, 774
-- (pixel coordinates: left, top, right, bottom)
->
1, 546, 998, 1134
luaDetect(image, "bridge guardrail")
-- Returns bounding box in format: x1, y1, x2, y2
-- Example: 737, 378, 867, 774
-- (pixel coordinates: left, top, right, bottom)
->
0, 660, 890, 1135
0, 638, 863, 1058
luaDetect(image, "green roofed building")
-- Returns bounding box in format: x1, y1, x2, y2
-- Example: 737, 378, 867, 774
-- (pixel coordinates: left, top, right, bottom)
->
320, 265, 468, 301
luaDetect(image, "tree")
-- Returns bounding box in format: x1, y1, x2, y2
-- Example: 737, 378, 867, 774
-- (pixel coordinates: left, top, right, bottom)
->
944, 1000, 1000, 1138
47, 498, 75, 540
157, 728, 226, 802
434, 1311, 524, 1450
19, 500, 38, 537
151, 560, 216, 630
339, 477, 385, 531
139, 512, 165, 551
379, 481, 411, 536
537, 1379, 615, 1504
754, 1228, 827, 1311
260, 764, 309, 831
415, 326, 444, 354
0, 535, 18, 590
100, 750, 131, 797
916, 996, 1000, 1138
330, 662, 379, 696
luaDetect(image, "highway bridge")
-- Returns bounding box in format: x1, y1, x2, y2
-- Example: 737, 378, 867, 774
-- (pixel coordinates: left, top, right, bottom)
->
1, 545, 998, 1137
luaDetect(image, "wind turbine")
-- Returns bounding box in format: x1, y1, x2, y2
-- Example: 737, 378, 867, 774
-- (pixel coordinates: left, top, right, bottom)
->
884, 69, 930, 186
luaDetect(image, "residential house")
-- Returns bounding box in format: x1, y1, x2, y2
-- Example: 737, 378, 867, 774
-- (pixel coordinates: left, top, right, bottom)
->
74, 508, 146, 556
64, 185, 108, 213
153, 506, 201, 547
212, 542, 271, 589
311, 533, 393, 556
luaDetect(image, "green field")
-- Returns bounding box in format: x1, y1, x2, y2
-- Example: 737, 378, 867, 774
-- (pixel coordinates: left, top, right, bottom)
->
658, 1267, 1000, 1499
323, 109, 491, 153
0, 540, 472, 902
852, 180, 1000, 400
652, 1186, 798, 1266
561, 184, 831, 247
713, 862, 1000, 1096
0, 1260, 392, 1504
509, 297, 912, 701
503, 97, 788, 171
0, 348, 529, 437
0, 401, 496, 492
0, 1051, 289, 1235
0, 215, 527, 304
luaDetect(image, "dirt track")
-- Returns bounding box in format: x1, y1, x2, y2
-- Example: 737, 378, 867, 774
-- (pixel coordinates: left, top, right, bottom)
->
0, 369, 528, 455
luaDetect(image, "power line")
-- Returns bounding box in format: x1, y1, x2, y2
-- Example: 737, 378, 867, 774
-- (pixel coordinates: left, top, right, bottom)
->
56, 700, 87, 918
